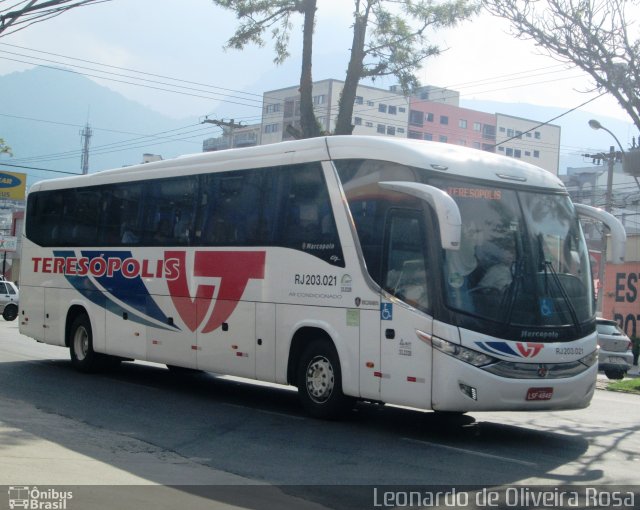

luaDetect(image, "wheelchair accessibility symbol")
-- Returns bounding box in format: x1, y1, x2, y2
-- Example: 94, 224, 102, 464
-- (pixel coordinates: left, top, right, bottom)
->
381, 303, 393, 321
540, 298, 554, 317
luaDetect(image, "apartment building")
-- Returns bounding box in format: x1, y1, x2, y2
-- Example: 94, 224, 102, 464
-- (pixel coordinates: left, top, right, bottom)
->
257, 80, 561, 175
407, 100, 496, 151
261, 79, 409, 144
495, 113, 561, 175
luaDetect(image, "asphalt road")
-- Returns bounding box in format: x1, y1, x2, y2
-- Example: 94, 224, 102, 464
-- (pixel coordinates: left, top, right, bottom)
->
0, 319, 638, 510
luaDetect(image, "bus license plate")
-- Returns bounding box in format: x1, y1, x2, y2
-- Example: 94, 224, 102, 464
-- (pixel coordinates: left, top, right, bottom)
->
526, 387, 553, 401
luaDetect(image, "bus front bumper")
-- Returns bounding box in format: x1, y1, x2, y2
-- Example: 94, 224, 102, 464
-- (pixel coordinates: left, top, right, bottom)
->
431, 350, 598, 412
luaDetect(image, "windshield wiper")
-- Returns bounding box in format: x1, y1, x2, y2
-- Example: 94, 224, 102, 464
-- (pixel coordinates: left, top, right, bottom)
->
537, 234, 581, 333
501, 232, 525, 327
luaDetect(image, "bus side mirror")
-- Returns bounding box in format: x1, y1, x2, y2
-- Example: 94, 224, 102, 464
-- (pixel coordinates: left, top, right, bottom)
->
378, 181, 461, 251
574, 203, 627, 264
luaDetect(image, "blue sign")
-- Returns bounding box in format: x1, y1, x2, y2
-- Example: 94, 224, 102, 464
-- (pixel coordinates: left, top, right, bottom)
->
540, 298, 554, 317
381, 302, 393, 321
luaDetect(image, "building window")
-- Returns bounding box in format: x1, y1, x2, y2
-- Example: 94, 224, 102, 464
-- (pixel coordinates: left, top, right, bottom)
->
399, 107, 406, 113
440, 115, 449, 125
534, 150, 540, 158
525, 150, 531, 156
397, 127, 405, 134
473, 142, 481, 149
284, 99, 295, 117
534, 131, 541, 139
474, 122, 482, 132
409, 110, 424, 127
265, 103, 280, 114
507, 128, 514, 137
516, 130, 522, 139
354, 117, 362, 125
459, 119, 467, 129
365, 121, 373, 127
506, 147, 513, 157
426, 113, 434, 122
499, 126, 506, 132
498, 146, 505, 152
355, 96, 364, 105
439, 135, 448, 143
388, 105, 397, 115
387, 126, 396, 136
514, 149, 522, 158
409, 130, 422, 139
526, 132, 532, 138
264, 123, 279, 134
379, 103, 388, 113
377, 124, 386, 134
424, 133, 433, 141
313, 94, 326, 105
367, 100, 375, 106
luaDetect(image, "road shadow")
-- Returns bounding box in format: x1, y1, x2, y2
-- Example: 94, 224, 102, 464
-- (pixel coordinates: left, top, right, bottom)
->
0, 357, 620, 509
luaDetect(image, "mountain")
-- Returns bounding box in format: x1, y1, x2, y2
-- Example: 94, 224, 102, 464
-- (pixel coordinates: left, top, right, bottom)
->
1, 66, 637, 193
0, 66, 202, 189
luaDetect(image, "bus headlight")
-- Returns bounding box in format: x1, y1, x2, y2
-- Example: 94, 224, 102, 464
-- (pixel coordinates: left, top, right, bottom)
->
432, 337, 496, 367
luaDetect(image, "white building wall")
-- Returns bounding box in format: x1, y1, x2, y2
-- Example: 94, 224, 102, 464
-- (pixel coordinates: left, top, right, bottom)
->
495, 113, 561, 175
261, 80, 409, 143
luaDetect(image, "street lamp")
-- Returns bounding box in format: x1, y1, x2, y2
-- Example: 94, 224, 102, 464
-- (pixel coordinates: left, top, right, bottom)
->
588, 119, 625, 154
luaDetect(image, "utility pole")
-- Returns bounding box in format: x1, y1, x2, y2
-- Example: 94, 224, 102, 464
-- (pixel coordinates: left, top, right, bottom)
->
581, 146, 621, 312
201, 118, 243, 149
80, 122, 92, 174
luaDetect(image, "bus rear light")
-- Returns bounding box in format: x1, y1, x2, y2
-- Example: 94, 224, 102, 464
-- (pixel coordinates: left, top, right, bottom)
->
459, 383, 477, 400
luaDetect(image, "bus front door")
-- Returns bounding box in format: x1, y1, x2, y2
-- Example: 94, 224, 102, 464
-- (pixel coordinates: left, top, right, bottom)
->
378, 210, 433, 409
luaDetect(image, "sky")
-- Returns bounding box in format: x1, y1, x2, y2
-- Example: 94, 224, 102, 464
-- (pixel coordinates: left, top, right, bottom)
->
0, 0, 637, 142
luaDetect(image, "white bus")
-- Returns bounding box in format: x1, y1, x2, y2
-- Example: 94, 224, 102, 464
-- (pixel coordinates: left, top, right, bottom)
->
19, 136, 626, 418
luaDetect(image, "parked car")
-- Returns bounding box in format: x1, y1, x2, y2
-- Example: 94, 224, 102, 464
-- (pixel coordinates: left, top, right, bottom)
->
596, 318, 633, 380
0, 278, 19, 321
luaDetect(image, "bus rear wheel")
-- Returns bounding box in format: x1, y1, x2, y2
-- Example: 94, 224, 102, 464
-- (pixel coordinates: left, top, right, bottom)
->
69, 314, 120, 372
297, 340, 352, 419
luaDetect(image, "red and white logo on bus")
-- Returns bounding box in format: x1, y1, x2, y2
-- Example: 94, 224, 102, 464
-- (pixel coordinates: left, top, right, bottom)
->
165, 250, 266, 333
516, 342, 544, 358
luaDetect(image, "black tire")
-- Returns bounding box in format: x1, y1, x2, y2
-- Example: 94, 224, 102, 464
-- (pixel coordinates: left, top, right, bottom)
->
604, 368, 625, 380
69, 314, 120, 372
2, 304, 18, 321
296, 339, 352, 419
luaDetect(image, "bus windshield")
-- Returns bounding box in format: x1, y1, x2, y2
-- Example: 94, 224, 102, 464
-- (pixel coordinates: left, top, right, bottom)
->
437, 181, 593, 328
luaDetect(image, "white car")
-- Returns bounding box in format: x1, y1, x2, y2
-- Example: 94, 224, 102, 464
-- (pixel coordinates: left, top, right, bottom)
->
596, 318, 634, 380
0, 279, 19, 321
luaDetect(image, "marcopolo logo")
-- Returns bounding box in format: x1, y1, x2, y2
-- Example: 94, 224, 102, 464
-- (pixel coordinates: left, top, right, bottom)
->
8, 486, 73, 509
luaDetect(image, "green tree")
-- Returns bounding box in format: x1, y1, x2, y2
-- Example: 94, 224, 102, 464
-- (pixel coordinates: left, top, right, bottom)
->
0, 1, 112, 37
484, 0, 640, 131
334, 0, 479, 135
212, 0, 322, 138
213, 0, 479, 137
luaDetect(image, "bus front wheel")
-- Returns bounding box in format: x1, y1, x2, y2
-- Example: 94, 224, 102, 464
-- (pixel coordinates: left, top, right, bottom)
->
296, 340, 352, 419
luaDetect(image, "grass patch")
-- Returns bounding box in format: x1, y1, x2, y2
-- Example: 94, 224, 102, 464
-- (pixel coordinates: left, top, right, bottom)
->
607, 378, 640, 395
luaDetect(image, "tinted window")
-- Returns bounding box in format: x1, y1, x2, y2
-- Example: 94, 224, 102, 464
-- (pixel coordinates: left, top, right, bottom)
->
25, 163, 345, 267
